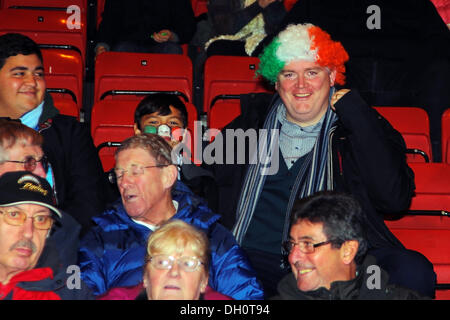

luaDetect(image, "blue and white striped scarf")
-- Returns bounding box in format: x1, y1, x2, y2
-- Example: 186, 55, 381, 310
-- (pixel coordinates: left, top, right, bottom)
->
232, 93, 338, 245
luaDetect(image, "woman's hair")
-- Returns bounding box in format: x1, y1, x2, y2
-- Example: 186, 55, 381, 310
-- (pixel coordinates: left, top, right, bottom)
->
145, 219, 210, 272
0, 119, 43, 163
257, 23, 349, 85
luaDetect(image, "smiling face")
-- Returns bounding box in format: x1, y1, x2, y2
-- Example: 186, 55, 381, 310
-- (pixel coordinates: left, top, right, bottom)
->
276, 60, 336, 127
0, 54, 46, 119
0, 204, 50, 284
143, 248, 208, 300
288, 220, 348, 292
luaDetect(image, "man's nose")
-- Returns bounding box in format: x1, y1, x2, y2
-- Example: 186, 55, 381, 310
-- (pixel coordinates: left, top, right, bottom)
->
22, 217, 35, 239
296, 74, 306, 88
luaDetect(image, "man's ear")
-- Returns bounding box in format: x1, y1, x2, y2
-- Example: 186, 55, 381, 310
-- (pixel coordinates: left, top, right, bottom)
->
340, 240, 359, 265
162, 164, 178, 189
329, 68, 337, 87
133, 123, 141, 135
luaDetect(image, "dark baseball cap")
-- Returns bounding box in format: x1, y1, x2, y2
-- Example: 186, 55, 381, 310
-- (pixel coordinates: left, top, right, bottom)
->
0, 171, 62, 218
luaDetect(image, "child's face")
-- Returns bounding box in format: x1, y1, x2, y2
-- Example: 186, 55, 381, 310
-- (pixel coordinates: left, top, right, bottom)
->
134, 105, 185, 147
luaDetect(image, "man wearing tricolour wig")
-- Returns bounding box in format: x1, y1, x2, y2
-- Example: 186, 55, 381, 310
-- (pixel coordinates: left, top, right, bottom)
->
206, 23, 436, 298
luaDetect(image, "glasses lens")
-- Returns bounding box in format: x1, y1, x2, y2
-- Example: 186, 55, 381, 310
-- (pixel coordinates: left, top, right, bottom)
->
179, 257, 201, 272
1, 210, 26, 226
24, 156, 37, 171
151, 255, 172, 270
33, 215, 54, 230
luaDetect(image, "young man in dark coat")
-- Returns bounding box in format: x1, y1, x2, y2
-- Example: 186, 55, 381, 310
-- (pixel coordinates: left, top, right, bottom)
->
0, 33, 109, 237
206, 23, 436, 298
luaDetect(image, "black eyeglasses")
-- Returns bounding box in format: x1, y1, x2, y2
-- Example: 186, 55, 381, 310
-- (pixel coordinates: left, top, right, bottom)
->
3, 155, 49, 173
282, 239, 336, 254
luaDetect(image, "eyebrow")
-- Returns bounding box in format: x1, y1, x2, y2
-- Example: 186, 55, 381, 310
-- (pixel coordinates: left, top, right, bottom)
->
9, 65, 44, 72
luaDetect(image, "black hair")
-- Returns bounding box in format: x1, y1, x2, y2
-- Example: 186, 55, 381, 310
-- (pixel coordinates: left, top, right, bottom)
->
0, 33, 43, 70
290, 191, 368, 264
134, 94, 188, 130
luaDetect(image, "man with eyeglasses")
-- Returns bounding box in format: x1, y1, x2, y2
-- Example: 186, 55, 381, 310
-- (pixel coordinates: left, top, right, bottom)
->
273, 191, 427, 300
78, 134, 263, 300
0, 171, 93, 299
0, 33, 109, 237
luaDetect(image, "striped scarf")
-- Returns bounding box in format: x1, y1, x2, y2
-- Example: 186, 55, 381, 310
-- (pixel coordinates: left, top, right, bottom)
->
232, 93, 338, 245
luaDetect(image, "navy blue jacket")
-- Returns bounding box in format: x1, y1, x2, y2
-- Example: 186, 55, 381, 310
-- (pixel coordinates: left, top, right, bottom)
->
78, 181, 264, 300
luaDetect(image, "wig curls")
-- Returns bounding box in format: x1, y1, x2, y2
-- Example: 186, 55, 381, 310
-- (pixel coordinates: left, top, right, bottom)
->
257, 24, 349, 85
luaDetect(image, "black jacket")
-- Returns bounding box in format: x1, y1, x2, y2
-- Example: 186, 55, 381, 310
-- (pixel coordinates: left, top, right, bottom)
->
38, 95, 109, 236
206, 90, 415, 250
272, 255, 427, 300
97, 0, 196, 47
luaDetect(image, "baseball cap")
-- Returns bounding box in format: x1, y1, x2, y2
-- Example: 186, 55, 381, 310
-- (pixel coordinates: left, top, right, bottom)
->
0, 171, 62, 218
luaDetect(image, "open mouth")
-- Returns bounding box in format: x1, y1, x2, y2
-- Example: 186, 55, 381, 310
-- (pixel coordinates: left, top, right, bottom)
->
298, 268, 314, 275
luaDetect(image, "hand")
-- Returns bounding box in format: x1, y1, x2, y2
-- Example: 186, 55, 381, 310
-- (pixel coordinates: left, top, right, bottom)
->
95, 45, 107, 59
330, 89, 351, 111
152, 30, 172, 43
257, 0, 276, 9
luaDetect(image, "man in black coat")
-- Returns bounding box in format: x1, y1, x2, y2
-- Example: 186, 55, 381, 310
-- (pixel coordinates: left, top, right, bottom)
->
206, 23, 436, 298
0, 33, 109, 237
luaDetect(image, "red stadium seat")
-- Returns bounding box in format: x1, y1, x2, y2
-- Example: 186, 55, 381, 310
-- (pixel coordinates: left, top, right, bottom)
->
42, 49, 83, 111
2, 0, 86, 10
203, 55, 274, 113
191, 0, 208, 17
52, 96, 79, 119
374, 106, 432, 163
442, 108, 450, 164
208, 97, 241, 140
385, 162, 450, 299
90, 100, 135, 171
0, 8, 86, 67
94, 52, 193, 103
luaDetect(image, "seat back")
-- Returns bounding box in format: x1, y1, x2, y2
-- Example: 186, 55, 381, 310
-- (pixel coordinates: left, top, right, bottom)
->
42, 49, 83, 111
203, 55, 274, 113
0, 8, 86, 67
385, 162, 450, 299
374, 106, 432, 162
52, 96, 79, 119
94, 52, 193, 103
208, 96, 241, 140
442, 108, 450, 164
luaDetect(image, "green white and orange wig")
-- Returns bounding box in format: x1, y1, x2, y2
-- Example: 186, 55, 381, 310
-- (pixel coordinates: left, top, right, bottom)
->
257, 23, 349, 85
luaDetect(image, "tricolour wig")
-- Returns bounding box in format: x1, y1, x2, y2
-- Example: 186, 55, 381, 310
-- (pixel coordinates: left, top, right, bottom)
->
257, 24, 349, 85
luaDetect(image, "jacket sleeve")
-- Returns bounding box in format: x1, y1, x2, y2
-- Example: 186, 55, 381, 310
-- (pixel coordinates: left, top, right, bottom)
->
78, 229, 109, 296
208, 223, 264, 300
334, 90, 415, 213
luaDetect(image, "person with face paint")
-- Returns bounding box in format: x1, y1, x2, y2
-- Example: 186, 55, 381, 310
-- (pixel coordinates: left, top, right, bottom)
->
0, 171, 93, 300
